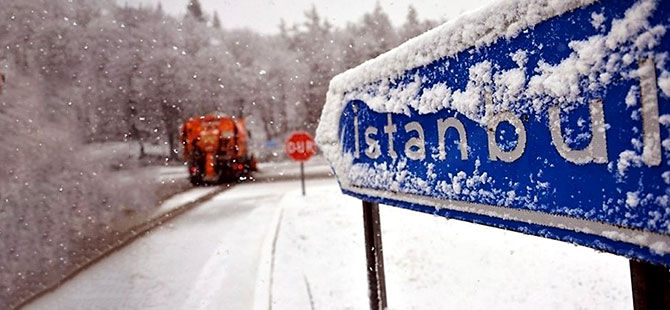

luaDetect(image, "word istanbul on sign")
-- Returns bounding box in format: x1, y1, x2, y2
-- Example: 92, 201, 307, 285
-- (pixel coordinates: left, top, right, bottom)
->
352, 59, 660, 167
317, 0, 670, 266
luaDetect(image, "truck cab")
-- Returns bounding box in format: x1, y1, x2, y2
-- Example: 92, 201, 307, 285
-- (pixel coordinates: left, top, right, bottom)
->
181, 114, 256, 185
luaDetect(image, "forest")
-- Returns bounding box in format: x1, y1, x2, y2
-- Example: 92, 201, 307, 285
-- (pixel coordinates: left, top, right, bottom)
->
0, 0, 436, 308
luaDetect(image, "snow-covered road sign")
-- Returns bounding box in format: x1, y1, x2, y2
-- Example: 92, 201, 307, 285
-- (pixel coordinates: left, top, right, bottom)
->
317, 0, 670, 265
286, 131, 316, 162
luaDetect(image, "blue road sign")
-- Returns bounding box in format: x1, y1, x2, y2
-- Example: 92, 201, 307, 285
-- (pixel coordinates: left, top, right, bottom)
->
264, 139, 280, 149
317, 0, 670, 265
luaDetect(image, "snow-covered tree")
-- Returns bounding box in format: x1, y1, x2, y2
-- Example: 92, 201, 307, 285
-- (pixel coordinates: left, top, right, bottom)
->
0, 1, 439, 306
212, 11, 221, 29
186, 0, 205, 22
401, 5, 421, 41
400, 5, 437, 42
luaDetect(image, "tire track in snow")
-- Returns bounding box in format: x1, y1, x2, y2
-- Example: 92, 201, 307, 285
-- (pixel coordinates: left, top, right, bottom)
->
303, 274, 315, 310
267, 208, 284, 310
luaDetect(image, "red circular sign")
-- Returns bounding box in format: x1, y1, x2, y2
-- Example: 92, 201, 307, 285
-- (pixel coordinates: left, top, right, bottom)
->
286, 131, 316, 161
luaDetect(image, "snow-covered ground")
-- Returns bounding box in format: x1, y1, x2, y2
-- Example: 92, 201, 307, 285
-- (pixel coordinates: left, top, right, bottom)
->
27, 178, 632, 310
83, 142, 171, 161
255, 156, 333, 181
137, 155, 333, 185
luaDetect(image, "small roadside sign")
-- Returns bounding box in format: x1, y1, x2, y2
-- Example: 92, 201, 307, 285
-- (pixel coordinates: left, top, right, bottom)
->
317, 0, 670, 267
286, 131, 316, 195
264, 139, 280, 149
286, 131, 316, 162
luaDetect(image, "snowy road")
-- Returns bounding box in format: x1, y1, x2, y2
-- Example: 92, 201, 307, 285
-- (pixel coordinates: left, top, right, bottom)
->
26, 177, 633, 310
26, 180, 297, 310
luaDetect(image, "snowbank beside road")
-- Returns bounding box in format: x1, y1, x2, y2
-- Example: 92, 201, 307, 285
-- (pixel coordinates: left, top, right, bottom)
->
27, 178, 632, 310
272, 179, 632, 309
271, 180, 369, 309
255, 157, 333, 182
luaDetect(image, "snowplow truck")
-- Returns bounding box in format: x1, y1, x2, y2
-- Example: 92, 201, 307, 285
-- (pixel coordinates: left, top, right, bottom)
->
181, 115, 257, 185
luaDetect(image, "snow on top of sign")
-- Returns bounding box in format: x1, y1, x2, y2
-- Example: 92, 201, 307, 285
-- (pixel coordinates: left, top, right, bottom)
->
319, 0, 667, 150
318, 0, 668, 174
316, 0, 670, 254
318, 0, 597, 146
330, 0, 597, 103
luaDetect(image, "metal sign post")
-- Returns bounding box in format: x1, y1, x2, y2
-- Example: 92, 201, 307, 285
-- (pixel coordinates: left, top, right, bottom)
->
300, 162, 306, 196
630, 260, 670, 310
362, 201, 387, 310
286, 131, 316, 196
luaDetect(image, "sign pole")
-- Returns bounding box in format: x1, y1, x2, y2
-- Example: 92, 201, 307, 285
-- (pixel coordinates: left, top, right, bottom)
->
300, 162, 306, 196
286, 131, 316, 196
629, 260, 670, 310
362, 200, 387, 310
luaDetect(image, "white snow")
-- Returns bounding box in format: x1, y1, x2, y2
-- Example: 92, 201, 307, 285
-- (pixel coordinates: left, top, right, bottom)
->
28, 180, 301, 310
659, 71, 670, 97
591, 12, 606, 30
319, 0, 665, 130
317, 0, 668, 195
527, 0, 664, 110
625, 85, 639, 107
660, 114, 670, 126
626, 191, 640, 208
661, 171, 670, 185
255, 156, 333, 180
324, 0, 596, 114
28, 178, 633, 309
617, 150, 644, 175
606, 0, 657, 49
153, 186, 219, 215
511, 49, 528, 67
317, 0, 599, 151
494, 63, 526, 110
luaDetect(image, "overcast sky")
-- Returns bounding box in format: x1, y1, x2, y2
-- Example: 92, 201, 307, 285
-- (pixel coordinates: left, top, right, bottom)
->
122, 0, 494, 34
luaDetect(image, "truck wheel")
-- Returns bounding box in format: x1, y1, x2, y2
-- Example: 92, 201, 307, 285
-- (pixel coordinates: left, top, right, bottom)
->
250, 156, 258, 172
189, 150, 206, 186
189, 169, 204, 186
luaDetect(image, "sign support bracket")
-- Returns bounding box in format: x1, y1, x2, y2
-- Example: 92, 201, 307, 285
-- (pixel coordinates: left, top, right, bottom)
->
629, 260, 670, 309
362, 200, 387, 310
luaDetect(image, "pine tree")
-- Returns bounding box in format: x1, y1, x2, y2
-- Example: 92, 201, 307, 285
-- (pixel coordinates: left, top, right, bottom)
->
156, 2, 164, 15
402, 5, 422, 41
186, 0, 205, 22
212, 11, 221, 29
406, 5, 419, 28
361, 1, 397, 58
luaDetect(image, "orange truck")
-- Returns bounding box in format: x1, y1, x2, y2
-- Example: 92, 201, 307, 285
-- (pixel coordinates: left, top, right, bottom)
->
181, 114, 257, 185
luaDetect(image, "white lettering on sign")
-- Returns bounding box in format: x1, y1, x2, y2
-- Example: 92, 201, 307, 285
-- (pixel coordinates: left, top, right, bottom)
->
350, 61, 664, 165
353, 104, 360, 159
384, 113, 398, 159
639, 58, 662, 167
287, 141, 315, 154
485, 92, 527, 163
365, 126, 381, 159
404, 122, 426, 160
437, 117, 468, 161
548, 99, 608, 164
287, 142, 297, 154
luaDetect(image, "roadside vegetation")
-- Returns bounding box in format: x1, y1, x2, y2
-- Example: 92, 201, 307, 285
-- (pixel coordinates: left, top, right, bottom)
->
0, 0, 436, 308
